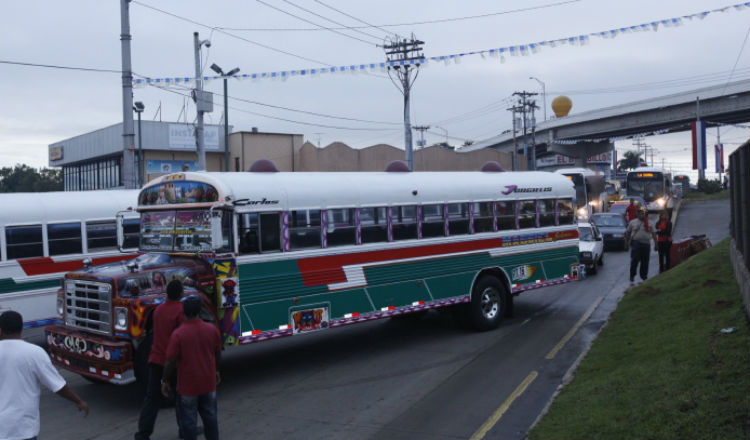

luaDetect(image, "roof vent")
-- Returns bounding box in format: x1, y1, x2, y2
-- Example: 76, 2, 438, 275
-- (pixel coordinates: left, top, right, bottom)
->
385, 160, 411, 172
251, 127, 259, 133
247, 159, 278, 172
481, 161, 504, 172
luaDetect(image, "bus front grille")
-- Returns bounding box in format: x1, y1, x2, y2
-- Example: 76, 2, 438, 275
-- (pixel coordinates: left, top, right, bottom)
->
64, 280, 112, 335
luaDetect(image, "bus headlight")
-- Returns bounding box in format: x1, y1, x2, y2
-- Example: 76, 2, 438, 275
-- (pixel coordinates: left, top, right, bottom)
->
114, 307, 128, 331
577, 207, 588, 218
656, 198, 665, 207
56, 298, 64, 317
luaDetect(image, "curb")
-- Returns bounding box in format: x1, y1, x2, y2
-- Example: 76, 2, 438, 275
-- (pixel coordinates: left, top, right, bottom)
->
671, 198, 684, 232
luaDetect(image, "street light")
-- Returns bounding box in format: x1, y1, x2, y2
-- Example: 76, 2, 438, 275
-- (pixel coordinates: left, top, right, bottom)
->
210, 63, 240, 172
529, 76, 546, 122
132, 101, 145, 186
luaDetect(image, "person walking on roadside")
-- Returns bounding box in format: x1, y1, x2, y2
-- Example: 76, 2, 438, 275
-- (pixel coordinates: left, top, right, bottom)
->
626, 208, 656, 284
0, 310, 89, 440
655, 210, 673, 273
625, 198, 638, 223
135, 280, 185, 440
162, 295, 222, 440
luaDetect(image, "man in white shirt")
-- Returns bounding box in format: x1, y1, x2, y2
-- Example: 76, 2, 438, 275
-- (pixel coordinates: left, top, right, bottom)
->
0, 311, 89, 440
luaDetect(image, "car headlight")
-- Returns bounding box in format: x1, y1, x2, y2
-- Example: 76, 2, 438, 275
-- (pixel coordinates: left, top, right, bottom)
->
656, 198, 665, 207
56, 297, 64, 317
114, 307, 128, 331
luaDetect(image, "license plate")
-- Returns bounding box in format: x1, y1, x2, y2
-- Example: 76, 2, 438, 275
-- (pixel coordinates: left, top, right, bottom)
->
291, 307, 329, 334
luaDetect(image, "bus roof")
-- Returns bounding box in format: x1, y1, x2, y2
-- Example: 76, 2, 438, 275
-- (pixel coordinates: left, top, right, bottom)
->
553, 167, 600, 177
140, 171, 576, 211
628, 167, 668, 174
0, 190, 139, 227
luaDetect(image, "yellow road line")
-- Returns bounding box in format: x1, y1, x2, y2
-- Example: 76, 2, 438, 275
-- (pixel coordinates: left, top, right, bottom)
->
470, 371, 539, 440
545, 296, 603, 360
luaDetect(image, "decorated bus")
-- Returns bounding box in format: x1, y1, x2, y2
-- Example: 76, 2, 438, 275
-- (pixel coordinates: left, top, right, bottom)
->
45, 165, 582, 384
0, 190, 139, 330
554, 168, 607, 220
626, 167, 675, 213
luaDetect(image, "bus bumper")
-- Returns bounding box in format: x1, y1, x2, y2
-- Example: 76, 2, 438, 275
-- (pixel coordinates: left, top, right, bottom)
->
44, 325, 136, 385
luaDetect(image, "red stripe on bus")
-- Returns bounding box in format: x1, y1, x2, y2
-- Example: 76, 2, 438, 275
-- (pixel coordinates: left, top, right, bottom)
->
18, 254, 136, 277
296, 229, 578, 287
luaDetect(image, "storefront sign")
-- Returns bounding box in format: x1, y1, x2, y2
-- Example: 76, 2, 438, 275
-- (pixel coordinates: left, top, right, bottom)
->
168, 124, 219, 151
49, 145, 64, 161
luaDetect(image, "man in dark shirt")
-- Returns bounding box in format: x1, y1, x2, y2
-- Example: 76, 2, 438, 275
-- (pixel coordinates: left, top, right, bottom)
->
162, 295, 222, 440
135, 280, 185, 440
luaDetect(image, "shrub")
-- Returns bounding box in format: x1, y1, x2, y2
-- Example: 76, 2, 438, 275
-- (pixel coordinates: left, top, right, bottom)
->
696, 178, 722, 194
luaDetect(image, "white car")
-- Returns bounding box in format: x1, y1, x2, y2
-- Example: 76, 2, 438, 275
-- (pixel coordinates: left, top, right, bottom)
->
578, 222, 604, 275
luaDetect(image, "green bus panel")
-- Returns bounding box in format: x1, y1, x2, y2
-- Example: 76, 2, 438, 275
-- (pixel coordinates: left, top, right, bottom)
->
240, 288, 374, 332
0, 278, 58, 295
424, 271, 476, 299
237, 245, 579, 333
366, 280, 430, 310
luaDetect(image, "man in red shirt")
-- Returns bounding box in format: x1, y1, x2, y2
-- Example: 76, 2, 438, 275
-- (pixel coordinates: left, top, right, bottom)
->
625, 198, 638, 222
135, 280, 185, 440
162, 295, 222, 440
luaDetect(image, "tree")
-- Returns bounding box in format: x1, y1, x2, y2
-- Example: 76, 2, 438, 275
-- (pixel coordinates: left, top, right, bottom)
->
0, 164, 62, 192
617, 150, 644, 172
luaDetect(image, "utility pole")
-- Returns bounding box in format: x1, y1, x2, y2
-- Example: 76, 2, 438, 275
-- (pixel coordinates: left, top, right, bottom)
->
507, 105, 523, 171
513, 91, 538, 170
382, 34, 425, 171
120, 0, 136, 188
413, 125, 430, 149
193, 32, 212, 171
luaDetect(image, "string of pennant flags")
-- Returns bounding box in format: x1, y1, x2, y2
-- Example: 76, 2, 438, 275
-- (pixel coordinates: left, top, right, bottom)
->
133, 2, 750, 88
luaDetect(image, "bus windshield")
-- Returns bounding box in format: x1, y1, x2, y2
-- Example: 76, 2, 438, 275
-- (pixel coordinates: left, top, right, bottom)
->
139, 209, 232, 253
564, 173, 586, 209
627, 173, 664, 202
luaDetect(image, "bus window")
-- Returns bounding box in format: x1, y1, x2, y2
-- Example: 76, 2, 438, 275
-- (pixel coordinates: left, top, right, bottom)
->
539, 199, 556, 227
239, 213, 260, 253
86, 221, 117, 252
496, 201, 515, 230
473, 202, 494, 233
48, 222, 82, 256
557, 199, 574, 225
518, 200, 536, 229
240, 212, 281, 253
360, 207, 387, 244
260, 213, 281, 252
290, 210, 322, 250
326, 209, 356, 247
421, 204, 444, 238
447, 203, 469, 235
6, 225, 43, 260
393, 206, 418, 241
123, 218, 141, 249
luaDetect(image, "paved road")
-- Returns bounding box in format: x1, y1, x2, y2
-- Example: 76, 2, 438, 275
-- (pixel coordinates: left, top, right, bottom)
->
35, 199, 730, 440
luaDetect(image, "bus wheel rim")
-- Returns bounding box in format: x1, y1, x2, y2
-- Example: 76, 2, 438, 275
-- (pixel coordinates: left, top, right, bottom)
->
481, 287, 499, 319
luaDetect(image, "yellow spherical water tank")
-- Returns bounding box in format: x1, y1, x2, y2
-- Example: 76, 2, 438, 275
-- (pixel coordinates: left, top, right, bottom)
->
551, 96, 572, 117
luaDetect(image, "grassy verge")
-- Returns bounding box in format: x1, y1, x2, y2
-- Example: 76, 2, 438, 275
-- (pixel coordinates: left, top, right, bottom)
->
684, 190, 731, 201
529, 238, 750, 439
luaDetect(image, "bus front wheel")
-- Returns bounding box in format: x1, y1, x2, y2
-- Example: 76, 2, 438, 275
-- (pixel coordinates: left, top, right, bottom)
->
469, 276, 507, 332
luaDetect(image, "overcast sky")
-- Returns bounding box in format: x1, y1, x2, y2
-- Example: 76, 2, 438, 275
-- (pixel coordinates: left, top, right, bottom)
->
1, 0, 748, 181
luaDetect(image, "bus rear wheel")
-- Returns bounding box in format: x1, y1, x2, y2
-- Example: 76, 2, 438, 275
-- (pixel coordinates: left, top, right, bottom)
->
468, 276, 507, 331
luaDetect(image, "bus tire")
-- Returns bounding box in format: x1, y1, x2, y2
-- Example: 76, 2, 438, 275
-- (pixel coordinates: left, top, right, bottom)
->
134, 332, 153, 383
469, 276, 506, 332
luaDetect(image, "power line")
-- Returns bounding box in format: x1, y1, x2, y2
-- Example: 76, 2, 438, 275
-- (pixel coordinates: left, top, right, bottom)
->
313, 0, 397, 38
0, 59, 121, 74
131, 0, 333, 66
257, 0, 379, 46
219, 0, 580, 31
281, 0, 383, 42
721, 24, 750, 95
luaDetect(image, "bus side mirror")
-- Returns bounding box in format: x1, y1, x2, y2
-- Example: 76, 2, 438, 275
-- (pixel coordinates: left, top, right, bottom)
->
211, 211, 223, 250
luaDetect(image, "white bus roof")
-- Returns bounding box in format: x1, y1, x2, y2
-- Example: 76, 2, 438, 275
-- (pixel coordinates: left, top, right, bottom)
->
0, 190, 139, 226
141, 171, 576, 212
553, 168, 600, 177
